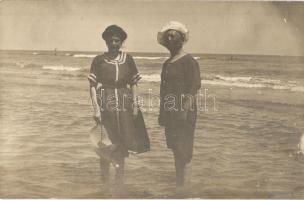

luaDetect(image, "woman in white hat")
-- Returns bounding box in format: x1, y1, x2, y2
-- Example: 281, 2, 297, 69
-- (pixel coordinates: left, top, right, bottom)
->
157, 21, 201, 186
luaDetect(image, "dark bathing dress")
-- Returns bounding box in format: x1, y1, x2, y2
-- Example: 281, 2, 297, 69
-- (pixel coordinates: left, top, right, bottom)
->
159, 54, 201, 164
88, 52, 149, 159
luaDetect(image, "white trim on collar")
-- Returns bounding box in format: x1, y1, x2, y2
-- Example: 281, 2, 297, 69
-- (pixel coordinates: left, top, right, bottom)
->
104, 52, 127, 65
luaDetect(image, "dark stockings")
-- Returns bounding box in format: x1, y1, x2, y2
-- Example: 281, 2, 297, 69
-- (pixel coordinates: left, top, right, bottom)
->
173, 148, 186, 186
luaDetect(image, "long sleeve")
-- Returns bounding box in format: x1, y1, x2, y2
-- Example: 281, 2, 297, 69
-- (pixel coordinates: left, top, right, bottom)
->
128, 55, 141, 86
183, 56, 201, 112
185, 57, 201, 95
88, 56, 99, 87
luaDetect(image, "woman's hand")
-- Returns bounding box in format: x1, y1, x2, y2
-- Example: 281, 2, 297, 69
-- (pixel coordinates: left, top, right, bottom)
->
89, 85, 101, 124
93, 109, 101, 124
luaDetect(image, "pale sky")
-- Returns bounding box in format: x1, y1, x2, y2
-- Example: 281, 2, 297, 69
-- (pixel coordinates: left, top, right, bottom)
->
0, 0, 304, 56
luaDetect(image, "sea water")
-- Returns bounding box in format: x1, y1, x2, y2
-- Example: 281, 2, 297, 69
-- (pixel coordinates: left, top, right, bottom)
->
0, 50, 304, 198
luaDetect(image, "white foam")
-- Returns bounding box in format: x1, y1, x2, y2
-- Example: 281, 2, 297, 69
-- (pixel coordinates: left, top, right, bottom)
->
16, 62, 25, 68
291, 86, 304, 92
140, 73, 304, 93
32, 52, 39, 55
202, 80, 265, 88
298, 133, 304, 155
272, 85, 290, 90
141, 74, 160, 82
257, 78, 281, 85
73, 54, 96, 58
215, 75, 252, 82
43, 65, 81, 71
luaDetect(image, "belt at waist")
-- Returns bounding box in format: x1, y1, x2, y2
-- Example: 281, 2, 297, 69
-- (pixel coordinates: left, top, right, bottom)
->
101, 83, 127, 89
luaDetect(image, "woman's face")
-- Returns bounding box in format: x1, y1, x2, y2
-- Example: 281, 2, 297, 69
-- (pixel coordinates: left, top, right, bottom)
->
164, 29, 184, 51
106, 34, 122, 53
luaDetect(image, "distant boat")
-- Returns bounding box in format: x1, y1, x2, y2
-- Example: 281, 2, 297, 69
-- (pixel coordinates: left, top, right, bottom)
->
54, 48, 57, 56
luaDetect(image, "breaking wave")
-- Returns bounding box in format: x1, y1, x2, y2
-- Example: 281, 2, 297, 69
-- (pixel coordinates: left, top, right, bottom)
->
42, 65, 81, 72
140, 74, 304, 92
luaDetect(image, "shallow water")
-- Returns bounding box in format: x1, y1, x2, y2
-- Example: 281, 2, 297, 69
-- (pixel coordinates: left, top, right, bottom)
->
0, 50, 304, 198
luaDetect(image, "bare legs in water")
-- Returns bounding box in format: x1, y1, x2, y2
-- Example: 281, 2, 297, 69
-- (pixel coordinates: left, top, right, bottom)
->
101, 148, 187, 188
100, 157, 110, 182
100, 157, 125, 185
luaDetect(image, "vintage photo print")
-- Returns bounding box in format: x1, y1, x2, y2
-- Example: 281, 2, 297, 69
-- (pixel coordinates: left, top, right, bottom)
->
0, 0, 304, 198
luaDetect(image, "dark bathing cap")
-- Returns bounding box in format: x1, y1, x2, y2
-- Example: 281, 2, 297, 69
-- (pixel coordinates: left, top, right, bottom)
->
102, 25, 127, 42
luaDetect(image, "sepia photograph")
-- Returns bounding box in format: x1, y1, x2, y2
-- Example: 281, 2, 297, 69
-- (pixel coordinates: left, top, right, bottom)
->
0, 0, 304, 198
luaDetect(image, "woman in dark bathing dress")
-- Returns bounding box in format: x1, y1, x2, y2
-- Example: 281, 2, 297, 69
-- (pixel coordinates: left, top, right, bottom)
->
88, 25, 149, 185
157, 21, 201, 186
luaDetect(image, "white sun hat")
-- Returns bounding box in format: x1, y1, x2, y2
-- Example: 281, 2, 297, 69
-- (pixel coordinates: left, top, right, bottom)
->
157, 21, 189, 46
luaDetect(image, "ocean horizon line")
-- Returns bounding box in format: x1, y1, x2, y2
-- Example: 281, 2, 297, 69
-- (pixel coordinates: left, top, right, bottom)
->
0, 49, 303, 58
